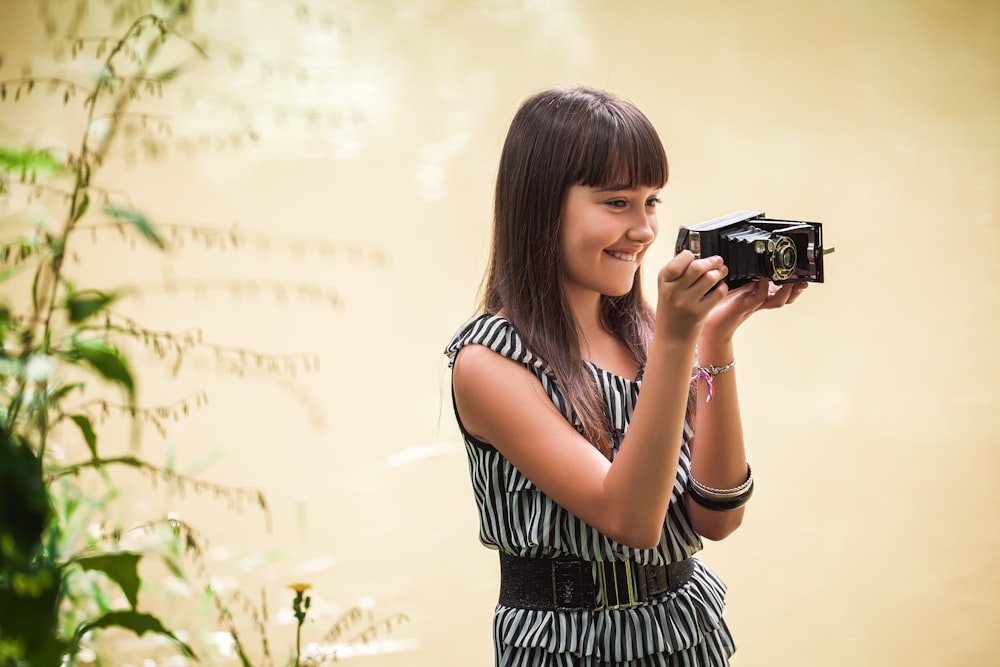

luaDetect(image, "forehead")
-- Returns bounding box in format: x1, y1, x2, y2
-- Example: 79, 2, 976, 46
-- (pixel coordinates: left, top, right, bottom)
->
576, 137, 667, 191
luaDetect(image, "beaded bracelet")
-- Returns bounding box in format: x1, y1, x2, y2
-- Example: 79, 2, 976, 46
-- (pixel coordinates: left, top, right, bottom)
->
692, 358, 736, 403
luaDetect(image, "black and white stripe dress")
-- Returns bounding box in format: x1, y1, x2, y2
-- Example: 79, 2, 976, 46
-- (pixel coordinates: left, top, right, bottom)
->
445, 314, 736, 667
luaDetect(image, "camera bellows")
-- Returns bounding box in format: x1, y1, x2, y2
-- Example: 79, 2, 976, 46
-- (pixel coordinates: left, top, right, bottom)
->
719, 223, 797, 282
674, 209, 827, 288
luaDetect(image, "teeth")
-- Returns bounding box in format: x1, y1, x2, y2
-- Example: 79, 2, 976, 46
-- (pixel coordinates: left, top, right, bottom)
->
607, 251, 637, 262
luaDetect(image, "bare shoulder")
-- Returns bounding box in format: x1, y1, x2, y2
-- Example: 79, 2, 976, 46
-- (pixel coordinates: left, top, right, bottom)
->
451, 343, 551, 442
451, 343, 517, 400
451, 341, 511, 378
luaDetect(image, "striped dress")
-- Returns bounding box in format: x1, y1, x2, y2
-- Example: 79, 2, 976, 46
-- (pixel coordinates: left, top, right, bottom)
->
445, 314, 736, 667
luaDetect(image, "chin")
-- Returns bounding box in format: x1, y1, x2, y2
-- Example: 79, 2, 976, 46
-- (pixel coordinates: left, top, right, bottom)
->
603, 283, 635, 298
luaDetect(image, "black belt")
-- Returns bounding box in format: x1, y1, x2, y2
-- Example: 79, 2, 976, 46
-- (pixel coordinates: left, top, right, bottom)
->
498, 553, 695, 611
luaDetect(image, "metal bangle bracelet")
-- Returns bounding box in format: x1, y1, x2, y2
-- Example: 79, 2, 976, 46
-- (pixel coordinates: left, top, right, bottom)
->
689, 465, 753, 498
686, 478, 754, 512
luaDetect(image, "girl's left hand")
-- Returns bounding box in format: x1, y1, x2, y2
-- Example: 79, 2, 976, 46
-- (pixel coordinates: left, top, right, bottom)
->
702, 278, 808, 342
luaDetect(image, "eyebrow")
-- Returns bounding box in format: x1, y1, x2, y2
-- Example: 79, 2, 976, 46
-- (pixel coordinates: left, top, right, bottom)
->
593, 183, 636, 192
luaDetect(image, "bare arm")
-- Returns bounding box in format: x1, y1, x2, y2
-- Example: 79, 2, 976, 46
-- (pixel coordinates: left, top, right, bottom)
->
452, 251, 728, 549
686, 279, 808, 540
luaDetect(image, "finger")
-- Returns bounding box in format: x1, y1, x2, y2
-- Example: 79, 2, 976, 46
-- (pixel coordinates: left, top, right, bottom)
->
760, 283, 794, 309
692, 264, 729, 297
735, 279, 768, 311
659, 250, 696, 283
787, 283, 808, 304
727, 280, 760, 298
683, 256, 726, 289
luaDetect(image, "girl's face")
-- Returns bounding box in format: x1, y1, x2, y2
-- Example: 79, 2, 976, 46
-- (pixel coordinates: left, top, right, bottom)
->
559, 183, 661, 302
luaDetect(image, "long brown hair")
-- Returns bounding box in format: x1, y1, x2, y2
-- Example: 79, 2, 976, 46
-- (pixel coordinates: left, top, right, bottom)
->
481, 86, 668, 457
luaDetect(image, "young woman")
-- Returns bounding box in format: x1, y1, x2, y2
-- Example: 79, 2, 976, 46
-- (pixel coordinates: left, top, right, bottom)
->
445, 86, 806, 666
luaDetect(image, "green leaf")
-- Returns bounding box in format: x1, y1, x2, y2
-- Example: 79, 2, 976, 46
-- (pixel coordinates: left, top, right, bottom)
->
104, 204, 165, 250
73, 552, 141, 608
161, 553, 186, 579
72, 193, 90, 223
96, 65, 114, 90
0, 566, 66, 667
77, 610, 198, 660
0, 304, 9, 351
69, 414, 98, 458
65, 289, 118, 323
153, 64, 186, 83
0, 146, 66, 178
64, 339, 134, 401
0, 430, 51, 568
46, 381, 84, 404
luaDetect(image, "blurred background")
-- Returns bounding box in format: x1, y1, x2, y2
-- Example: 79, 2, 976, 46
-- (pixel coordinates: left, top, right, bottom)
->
1, 0, 998, 665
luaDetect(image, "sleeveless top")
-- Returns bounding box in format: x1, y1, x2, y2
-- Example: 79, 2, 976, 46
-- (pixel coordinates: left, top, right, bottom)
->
445, 314, 736, 666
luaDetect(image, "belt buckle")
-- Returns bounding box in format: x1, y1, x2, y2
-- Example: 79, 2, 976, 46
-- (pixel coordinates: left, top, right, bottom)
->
595, 561, 639, 610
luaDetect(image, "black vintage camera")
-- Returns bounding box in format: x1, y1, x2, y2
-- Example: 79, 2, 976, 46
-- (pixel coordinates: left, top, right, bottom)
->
674, 210, 827, 288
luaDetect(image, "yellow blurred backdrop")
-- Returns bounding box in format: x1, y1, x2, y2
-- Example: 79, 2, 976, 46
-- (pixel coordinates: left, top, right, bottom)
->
1, 0, 998, 665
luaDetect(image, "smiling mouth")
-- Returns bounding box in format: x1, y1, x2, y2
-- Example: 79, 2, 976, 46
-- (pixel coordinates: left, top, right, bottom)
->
606, 250, 638, 262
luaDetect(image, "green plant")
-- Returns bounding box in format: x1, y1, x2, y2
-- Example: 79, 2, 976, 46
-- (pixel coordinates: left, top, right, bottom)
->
0, 2, 227, 662
0, 1, 406, 664
271, 584, 410, 667
290, 584, 311, 665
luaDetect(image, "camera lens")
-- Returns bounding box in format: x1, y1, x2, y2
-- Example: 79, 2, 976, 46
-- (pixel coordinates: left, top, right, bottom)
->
769, 236, 797, 280
779, 247, 795, 270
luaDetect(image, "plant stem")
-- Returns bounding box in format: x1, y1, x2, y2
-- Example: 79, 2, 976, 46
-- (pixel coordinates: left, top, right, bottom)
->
24, 12, 188, 458
35, 14, 168, 345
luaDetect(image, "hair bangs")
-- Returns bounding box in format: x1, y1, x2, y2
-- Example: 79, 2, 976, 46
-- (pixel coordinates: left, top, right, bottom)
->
573, 101, 668, 190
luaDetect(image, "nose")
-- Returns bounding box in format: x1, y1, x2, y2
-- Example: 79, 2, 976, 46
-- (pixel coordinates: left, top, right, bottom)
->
626, 209, 657, 244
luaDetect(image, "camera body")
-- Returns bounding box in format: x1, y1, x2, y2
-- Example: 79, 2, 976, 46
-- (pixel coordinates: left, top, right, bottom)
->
674, 210, 826, 288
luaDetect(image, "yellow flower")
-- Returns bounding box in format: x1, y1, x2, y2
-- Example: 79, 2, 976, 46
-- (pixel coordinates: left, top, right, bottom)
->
288, 582, 312, 594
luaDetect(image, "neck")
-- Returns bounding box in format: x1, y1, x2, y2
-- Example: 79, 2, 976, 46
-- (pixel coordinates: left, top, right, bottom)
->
564, 286, 605, 352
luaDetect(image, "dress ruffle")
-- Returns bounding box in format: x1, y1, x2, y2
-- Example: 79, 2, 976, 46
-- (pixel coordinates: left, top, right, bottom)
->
493, 561, 734, 665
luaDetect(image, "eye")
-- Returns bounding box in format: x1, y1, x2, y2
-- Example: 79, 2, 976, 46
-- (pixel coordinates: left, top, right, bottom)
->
646, 196, 662, 208
605, 199, 628, 209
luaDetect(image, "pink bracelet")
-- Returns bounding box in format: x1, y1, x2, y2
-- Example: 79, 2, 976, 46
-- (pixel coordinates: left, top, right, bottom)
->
693, 359, 736, 403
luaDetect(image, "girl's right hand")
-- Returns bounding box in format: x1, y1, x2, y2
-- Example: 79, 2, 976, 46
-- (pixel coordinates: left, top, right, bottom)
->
655, 250, 730, 341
